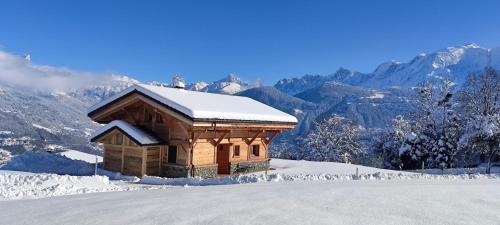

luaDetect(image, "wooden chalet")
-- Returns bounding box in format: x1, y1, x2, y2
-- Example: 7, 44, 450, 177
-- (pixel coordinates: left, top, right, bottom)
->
88, 84, 297, 178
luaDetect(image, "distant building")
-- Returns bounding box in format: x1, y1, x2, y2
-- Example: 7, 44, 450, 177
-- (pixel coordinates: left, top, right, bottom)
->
88, 84, 297, 178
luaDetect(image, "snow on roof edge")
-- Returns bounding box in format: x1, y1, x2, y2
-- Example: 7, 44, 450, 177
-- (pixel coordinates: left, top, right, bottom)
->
90, 120, 162, 146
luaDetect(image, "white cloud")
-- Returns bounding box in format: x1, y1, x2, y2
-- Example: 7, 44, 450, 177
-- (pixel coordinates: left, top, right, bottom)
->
0, 50, 133, 92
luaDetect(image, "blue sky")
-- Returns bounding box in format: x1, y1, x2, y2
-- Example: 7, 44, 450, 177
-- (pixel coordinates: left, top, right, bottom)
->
1, 0, 500, 84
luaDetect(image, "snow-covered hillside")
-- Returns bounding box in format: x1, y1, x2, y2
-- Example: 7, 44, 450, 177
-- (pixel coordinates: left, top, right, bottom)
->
0, 50, 137, 155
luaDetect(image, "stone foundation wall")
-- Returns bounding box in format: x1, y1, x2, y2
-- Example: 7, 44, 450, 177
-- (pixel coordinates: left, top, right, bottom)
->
229, 160, 270, 175
161, 161, 269, 178
161, 164, 189, 178
191, 164, 218, 178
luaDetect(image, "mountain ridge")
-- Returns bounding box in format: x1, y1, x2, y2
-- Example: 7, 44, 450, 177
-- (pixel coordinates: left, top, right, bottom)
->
274, 43, 500, 94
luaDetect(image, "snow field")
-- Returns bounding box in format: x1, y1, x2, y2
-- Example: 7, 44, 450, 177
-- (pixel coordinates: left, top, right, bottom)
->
1, 152, 499, 200
1, 179, 499, 225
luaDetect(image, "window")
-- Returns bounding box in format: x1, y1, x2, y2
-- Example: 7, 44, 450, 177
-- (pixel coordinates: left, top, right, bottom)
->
234, 145, 240, 157
114, 133, 123, 145
252, 145, 260, 156
168, 145, 177, 164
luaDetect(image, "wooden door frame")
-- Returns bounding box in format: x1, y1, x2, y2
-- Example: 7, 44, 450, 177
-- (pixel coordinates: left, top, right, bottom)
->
216, 144, 231, 174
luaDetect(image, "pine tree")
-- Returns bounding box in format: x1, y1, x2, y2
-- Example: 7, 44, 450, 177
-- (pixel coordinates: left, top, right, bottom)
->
399, 78, 459, 169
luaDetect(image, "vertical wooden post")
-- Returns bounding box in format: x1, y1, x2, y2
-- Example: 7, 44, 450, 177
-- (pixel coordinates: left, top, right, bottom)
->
120, 145, 125, 174
213, 130, 217, 164
142, 147, 147, 176
103, 146, 107, 169
158, 146, 163, 176
247, 130, 250, 160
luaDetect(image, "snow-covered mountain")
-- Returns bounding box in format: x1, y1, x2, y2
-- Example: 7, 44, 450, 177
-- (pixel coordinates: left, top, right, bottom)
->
275, 43, 500, 94
187, 73, 252, 94
150, 73, 253, 95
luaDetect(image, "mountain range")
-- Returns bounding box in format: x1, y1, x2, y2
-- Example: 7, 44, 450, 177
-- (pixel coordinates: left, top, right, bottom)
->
0, 43, 498, 156
276, 43, 500, 94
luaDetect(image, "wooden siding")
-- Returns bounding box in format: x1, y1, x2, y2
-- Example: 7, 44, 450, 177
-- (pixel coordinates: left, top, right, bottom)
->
192, 141, 215, 166
146, 147, 161, 176
101, 131, 163, 177
103, 145, 122, 172
191, 137, 269, 166
122, 147, 143, 177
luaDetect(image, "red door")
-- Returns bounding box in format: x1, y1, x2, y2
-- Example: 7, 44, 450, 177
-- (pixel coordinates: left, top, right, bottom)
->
217, 144, 230, 174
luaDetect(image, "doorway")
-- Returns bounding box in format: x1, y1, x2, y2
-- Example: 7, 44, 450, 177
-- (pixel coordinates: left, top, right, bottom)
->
216, 144, 230, 174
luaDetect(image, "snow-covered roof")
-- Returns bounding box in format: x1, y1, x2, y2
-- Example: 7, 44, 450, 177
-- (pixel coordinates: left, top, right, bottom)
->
90, 120, 163, 146
88, 84, 298, 124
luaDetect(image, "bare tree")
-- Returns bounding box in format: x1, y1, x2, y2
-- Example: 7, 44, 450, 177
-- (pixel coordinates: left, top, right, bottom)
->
458, 67, 500, 174
304, 115, 365, 163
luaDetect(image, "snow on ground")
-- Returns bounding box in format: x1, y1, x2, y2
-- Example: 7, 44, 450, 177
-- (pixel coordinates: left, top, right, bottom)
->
58, 150, 103, 163
1, 179, 499, 225
269, 159, 408, 175
1, 151, 136, 181
0, 130, 13, 135
139, 159, 498, 187
363, 92, 384, 99
1, 152, 499, 193
1, 151, 500, 224
32, 123, 56, 134
0, 171, 125, 200
2, 151, 96, 176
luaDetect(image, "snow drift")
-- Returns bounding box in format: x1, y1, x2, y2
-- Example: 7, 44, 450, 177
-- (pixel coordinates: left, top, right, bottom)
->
0, 172, 123, 200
